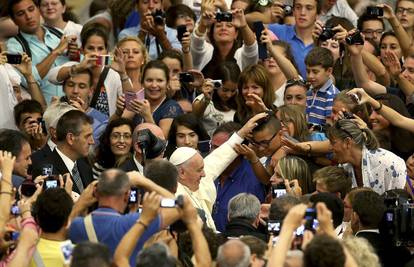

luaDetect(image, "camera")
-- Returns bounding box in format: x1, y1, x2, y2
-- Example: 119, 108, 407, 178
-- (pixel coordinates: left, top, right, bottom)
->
343, 111, 355, 119
268, 220, 281, 234
179, 72, 194, 83
345, 30, 364, 45
152, 9, 165, 25
211, 80, 222, 88
381, 193, 414, 247
160, 195, 184, 208
137, 128, 166, 160
283, 5, 293, 16
216, 11, 232, 22
367, 6, 383, 17
41, 164, 60, 190
21, 179, 37, 197
319, 27, 337, 42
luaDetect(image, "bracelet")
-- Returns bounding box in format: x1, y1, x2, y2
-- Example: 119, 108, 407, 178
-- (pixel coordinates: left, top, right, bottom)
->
136, 220, 148, 230
373, 102, 383, 112
182, 48, 190, 54
27, 80, 37, 84
194, 27, 206, 38
250, 158, 260, 165
0, 191, 12, 195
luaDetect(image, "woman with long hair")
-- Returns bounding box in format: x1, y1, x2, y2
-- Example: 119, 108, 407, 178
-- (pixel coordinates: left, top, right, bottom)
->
93, 118, 134, 179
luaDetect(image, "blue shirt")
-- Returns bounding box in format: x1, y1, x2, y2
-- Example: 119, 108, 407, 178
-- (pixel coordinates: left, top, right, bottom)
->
7, 28, 69, 103
306, 78, 339, 125
118, 25, 182, 60
212, 158, 266, 232
267, 24, 314, 79
69, 207, 161, 267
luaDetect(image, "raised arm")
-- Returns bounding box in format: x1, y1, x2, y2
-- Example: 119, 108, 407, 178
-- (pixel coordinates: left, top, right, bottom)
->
261, 28, 299, 80
36, 36, 68, 79
181, 32, 193, 71
348, 88, 414, 133
0, 151, 15, 233
192, 80, 213, 117
347, 34, 387, 95
361, 50, 390, 87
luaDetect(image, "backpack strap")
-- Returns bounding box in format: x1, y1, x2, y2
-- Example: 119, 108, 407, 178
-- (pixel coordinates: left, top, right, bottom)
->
84, 214, 99, 243
43, 25, 63, 39
13, 32, 31, 58
32, 248, 46, 267
90, 66, 110, 109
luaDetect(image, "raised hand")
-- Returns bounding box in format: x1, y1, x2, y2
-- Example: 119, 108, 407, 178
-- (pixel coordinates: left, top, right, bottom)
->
140, 191, 161, 225
111, 47, 127, 74
231, 9, 247, 29
201, 79, 214, 100
14, 53, 32, 77
0, 151, 16, 178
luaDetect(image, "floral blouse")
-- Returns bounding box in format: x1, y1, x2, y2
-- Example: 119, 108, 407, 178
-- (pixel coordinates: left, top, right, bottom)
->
341, 146, 406, 194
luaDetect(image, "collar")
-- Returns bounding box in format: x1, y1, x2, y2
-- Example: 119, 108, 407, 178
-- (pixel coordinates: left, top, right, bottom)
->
92, 207, 122, 216
356, 229, 380, 235
55, 147, 75, 173
310, 78, 333, 93
47, 139, 57, 151
133, 153, 144, 173
20, 26, 52, 41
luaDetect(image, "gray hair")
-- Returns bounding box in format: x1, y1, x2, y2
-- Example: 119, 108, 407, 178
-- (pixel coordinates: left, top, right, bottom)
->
96, 169, 130, 197
43, 102, 76, 130
216, 239, 251, 267
228, 193, 260, 223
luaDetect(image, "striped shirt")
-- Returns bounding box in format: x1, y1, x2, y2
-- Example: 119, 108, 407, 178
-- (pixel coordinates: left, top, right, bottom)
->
306, 79, 339, 125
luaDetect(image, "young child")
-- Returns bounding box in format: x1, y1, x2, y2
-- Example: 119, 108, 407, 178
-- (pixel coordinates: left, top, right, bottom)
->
305, 47, 339, 125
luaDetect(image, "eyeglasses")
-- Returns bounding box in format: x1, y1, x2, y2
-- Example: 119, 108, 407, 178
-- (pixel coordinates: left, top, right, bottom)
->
396, 7, 414, 14
110, 132, 132, 141
362, 29, 384, 35
250, 130, 278, 148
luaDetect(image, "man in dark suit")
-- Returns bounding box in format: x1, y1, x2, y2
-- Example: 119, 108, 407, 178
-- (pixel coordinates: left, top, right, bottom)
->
120, 122, 165, 173
352, 190, 410, 267
32, 110, 94, 193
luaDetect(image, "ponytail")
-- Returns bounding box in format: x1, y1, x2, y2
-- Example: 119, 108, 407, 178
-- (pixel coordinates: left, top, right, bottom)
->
361, 127, 379, 150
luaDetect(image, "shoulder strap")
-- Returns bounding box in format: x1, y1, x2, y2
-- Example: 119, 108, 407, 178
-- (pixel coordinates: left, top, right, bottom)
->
32, 248, 46, 267
13, 32, 32, 58
84, 214, 99, 243
90, 66, 110, 109
43, 25, 63, 39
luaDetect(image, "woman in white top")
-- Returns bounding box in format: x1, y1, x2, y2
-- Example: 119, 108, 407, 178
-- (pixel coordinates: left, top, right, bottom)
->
193, 61, 239, 136
47, 23, 134, 117
191, 6, 257, 78
39, 0, 83, 46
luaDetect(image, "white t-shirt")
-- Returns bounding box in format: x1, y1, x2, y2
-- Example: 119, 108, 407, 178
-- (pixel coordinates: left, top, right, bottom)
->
194, 94, 236, 136
273, 82, 286, 107
63, 20, 83, 47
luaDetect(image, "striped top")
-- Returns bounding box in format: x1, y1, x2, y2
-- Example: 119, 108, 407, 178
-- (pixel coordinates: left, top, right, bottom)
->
306, 79, 339, 125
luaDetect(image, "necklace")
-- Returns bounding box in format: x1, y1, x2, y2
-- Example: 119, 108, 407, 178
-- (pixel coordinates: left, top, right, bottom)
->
182, 185, 203, 210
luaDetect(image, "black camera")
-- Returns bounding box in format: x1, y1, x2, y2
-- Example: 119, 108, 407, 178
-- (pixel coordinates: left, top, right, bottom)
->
319, 27, 337, 42
152, 9, 165, 25
382, 193, 414, 247
283, 5, 293, 16
345, 30, 364, 45
137, 128, 166, 160
366, 6, 383, 17
343, 111, 355, 119
179, 72, 194, 83
216, 11, 232, 22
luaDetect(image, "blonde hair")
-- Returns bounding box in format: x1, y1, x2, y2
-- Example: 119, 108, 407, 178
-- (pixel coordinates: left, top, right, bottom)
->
278, 105, 309, 142
116, 36, 149, 66
342, 237, 381, 267
278, 155, 313, 194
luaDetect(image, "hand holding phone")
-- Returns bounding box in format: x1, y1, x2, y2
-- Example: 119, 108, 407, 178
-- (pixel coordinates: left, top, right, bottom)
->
253, 21, 268, 60
176, 25, 187, 43
6, 54, 22, 64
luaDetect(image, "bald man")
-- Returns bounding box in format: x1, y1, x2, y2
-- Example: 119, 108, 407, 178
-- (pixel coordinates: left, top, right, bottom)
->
120, 123, 166, 173
217, 240, 251, 267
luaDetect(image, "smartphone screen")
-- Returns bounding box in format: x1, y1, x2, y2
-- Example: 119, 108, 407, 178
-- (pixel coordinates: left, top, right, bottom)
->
45, 180, 58, 189
160, 198, 176, 208
129, 188, 138, 203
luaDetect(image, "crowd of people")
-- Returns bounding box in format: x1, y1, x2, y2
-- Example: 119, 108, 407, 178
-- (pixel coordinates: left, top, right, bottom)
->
0, 0, 414, 266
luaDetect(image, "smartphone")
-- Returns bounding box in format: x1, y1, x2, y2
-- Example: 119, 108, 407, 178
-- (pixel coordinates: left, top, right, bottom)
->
160, 198, 176, 208
253, 21, 268, 60
267, 220, 281, 234
37, 118, 47, 133
97, 55, 112, 66
125, 92, 138, 111
176, 25, 187, 43
367, 6, 383, 17
6, 54, 22, 64
129, 188, 138, 204
272, 184, 287, 198
304, 208, 318, 231
60, 240, 74, 264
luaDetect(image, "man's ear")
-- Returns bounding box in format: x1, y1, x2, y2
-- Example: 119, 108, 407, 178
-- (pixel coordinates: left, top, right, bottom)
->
351, 211, 359, 224
66, 133, 75, 146
326, 66, 333, 76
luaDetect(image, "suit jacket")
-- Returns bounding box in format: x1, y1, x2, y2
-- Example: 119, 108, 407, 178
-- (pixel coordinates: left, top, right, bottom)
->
31, 149, 93, 194
29, 144, 53, 176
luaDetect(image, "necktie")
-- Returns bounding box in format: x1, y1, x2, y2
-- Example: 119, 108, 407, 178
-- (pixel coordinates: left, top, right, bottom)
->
72, 162, 84, 193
